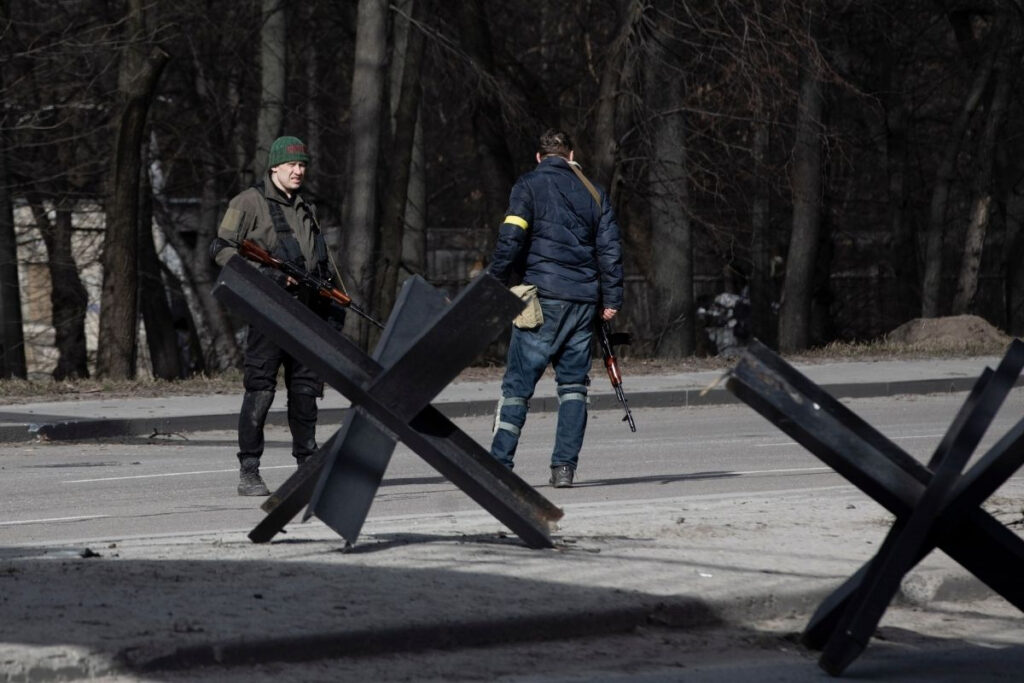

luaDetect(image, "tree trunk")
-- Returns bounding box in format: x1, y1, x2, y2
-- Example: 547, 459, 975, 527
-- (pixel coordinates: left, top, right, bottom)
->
372, 0, 426, 336
155, 171, 241, 372
778, 20, 825, 354
749, 119, 775, 347
138, 161, 182, 380
590, 0, 646, 194
252, 0, 286, 176
1005, 181, 1024, 334
97, 44, 170, 379
342, 0, 388, 348
399, 115, 427, 284
952, 196, 992, 314
953, 25, 1013, 316
647, 4, 693, 358
0, 108, 25, 379
919, 49, 994, 318
0, 0, 26, 379
886, 98, 917, 322
457, 0, 515, 255
29, 196, 89, 380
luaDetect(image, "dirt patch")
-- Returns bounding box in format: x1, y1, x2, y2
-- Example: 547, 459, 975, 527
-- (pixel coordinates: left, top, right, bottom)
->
885, 315, 1011, 350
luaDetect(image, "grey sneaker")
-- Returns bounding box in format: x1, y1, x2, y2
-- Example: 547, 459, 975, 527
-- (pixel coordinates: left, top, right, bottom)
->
238, 471, 270, 496
549, 465, 575, 488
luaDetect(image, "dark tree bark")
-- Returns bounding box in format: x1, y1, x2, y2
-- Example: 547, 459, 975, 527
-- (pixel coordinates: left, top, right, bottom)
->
748, 119, 775, 347
28, 196, 89, 380
97, 41, 170, 379
590, 0, 647, 195
0, 119, 25, 379
0, 0, 26, 378
1004, 174, 1024, 333
399, 116, 427, 284
373, 0, 427, 334
457, 0, 515, 254
252, 0, 286, 176
646, 7, 694, 358
920, 42, 994, 317
778, 10, 825, 354
138, 162, 182, 379
341, 0, 387, 349
952, 20, 1014, 315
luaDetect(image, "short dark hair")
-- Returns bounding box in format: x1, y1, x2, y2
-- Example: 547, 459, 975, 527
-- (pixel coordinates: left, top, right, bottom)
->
538, 129, 573, 158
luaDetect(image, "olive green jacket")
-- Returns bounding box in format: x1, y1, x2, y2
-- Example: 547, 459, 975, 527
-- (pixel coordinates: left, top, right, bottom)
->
212, 174, 324, 274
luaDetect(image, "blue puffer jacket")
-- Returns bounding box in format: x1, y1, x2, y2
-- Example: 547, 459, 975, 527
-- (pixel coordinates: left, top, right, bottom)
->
487, 156, 624, 309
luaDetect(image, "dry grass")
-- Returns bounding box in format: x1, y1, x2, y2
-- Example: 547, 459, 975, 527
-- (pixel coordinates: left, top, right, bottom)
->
0, 332, 1012, 404
0, 370, 244, 403
790, 337, 1012, 363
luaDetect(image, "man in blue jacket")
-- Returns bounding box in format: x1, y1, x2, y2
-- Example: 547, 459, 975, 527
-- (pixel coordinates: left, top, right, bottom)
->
487, 129, 624, 488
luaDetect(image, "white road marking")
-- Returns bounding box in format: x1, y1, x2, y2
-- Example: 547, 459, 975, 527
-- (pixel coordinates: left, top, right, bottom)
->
60, 462, 834, 486
733, 466, 832, 476
757, 433, 945, 447
0, 514, 110, 527
63, 464, 294, 484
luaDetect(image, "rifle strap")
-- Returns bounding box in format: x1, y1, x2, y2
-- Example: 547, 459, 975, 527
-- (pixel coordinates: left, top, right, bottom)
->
259, 181, 341, 288
266, 199, 308, 269
568, 161, 607, 316
567, 161, 602, 211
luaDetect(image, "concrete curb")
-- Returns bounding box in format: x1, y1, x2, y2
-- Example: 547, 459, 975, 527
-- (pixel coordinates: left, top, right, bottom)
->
0, 376, 995, 444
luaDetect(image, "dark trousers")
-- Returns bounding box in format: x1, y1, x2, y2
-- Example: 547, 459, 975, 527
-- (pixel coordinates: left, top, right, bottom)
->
237, 324, 323, 467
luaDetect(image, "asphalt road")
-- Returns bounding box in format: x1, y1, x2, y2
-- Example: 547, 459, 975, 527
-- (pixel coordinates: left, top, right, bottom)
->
4, 390, 1024, 548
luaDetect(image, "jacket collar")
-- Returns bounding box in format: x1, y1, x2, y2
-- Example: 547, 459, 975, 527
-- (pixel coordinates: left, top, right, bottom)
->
262, 173, 302, 206
538, 155, 572, 171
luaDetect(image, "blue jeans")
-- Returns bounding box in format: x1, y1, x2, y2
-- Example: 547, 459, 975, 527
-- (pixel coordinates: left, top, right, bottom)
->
490, 298, 595, 470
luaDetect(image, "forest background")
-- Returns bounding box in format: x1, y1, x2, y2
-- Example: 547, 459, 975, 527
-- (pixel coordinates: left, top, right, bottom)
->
1, 0, 1022, 383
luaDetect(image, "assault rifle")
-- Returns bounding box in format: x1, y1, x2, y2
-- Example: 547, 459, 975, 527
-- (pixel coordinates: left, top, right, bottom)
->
597, 320, 636, 432
238, 239, 385, 329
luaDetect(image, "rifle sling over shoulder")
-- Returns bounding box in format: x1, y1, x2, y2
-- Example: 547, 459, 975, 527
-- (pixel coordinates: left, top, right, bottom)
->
567, 161, 602, 210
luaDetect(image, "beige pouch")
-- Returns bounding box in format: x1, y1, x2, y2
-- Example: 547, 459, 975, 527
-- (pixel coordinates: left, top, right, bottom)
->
510, 284, 543, 329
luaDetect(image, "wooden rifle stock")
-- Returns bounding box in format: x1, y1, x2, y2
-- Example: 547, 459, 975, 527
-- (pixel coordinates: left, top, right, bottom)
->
597, 320, 636, 432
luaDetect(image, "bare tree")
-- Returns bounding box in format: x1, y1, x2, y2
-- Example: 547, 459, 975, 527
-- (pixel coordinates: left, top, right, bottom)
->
252, 0, 285, 176
778, 4, 825, 353
0, 0, 26, 378
645, 2, 694, 357
748, 119, 776, 346
373, 0, 427, 335
27, 196, 90, 380
920, 9, 997, 318
96, 0, 169, 379
952, 14, 1016, 314
341, 0, 388, 348
138, 156, 182, 379
456, 0, 515, 254
590, 0, 649, 196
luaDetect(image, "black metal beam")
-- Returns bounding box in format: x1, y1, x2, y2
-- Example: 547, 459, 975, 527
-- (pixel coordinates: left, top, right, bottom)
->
726, 339, 1024, 675
214, 257, 562, 549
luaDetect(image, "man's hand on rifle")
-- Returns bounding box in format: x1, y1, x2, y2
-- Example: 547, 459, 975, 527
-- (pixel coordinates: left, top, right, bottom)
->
601, 307, 618, 321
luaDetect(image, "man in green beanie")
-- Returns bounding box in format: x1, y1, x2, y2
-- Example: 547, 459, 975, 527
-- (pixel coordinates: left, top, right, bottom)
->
210, 136, 344, 496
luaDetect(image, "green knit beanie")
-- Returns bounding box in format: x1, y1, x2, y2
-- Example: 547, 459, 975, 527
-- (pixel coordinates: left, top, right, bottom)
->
268, 136, 310, 168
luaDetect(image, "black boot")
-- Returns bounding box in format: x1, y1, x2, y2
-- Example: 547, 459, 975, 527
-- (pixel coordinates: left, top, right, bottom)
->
238, 456, 270, 496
